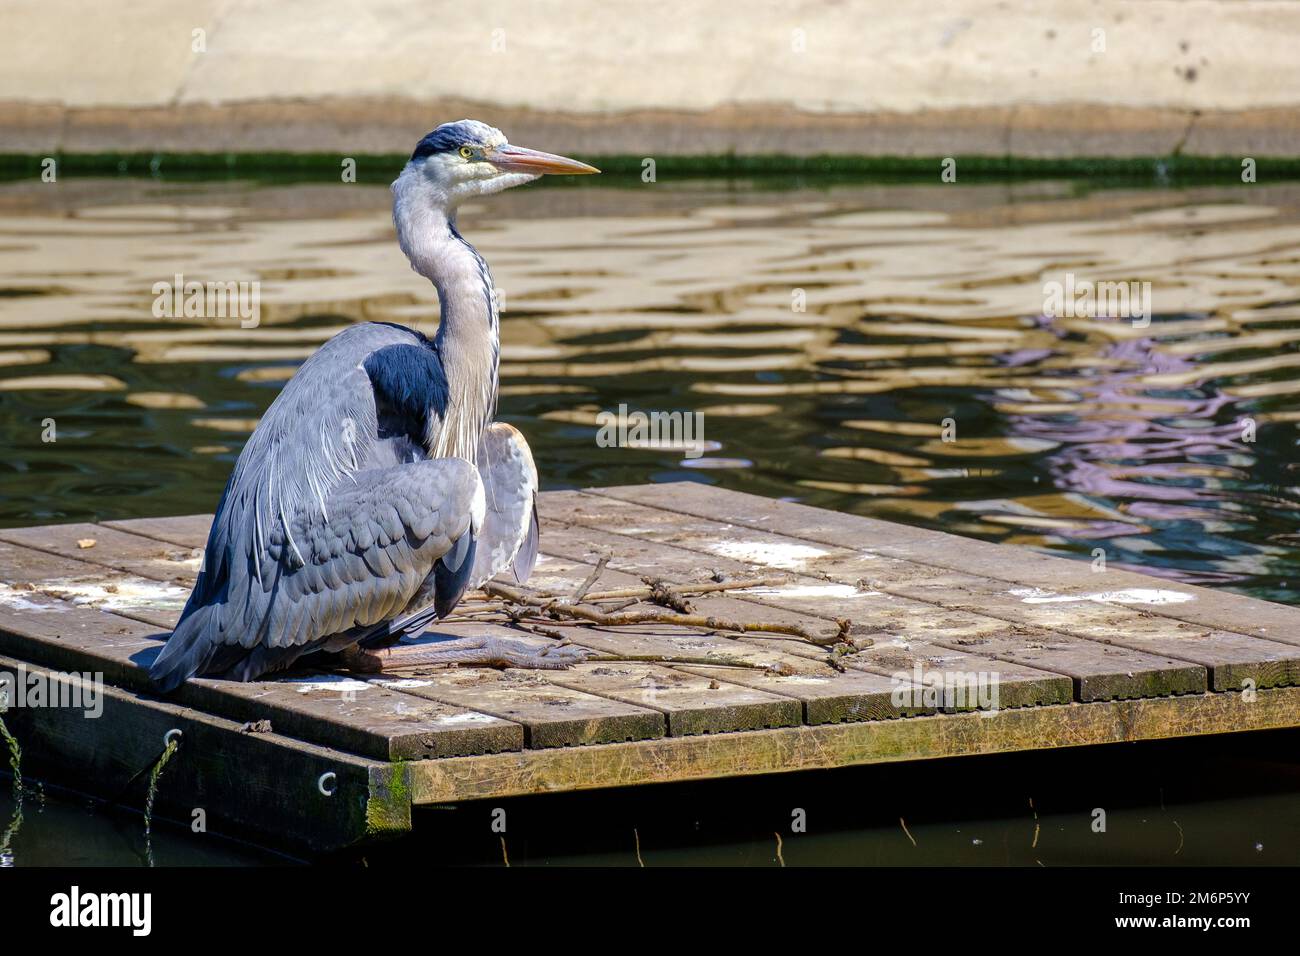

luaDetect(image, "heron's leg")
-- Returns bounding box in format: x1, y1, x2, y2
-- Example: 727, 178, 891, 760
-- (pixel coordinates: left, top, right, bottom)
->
341, 635, 593, 672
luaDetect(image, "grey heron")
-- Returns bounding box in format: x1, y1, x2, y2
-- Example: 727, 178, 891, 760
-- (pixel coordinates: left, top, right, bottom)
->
148, 119, 599, 691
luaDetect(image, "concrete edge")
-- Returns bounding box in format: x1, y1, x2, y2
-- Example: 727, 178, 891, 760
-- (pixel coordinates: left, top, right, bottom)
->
2, 98, 1298, 158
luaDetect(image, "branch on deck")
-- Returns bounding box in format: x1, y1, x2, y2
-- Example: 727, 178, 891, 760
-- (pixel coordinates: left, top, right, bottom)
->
470, 574, 791, 606
642, 576, 693, 613
571, 555, 609, 603
578, 576, 791, 603
343, 574, 854, 675
485, 581, 845, 647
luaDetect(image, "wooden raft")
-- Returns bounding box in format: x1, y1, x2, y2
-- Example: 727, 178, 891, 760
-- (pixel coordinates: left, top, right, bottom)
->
1, 482, 1298, 853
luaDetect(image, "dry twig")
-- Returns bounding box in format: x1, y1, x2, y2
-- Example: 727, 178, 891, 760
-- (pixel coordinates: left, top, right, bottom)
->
572, 555, 609, 603
485, 581, 843, 646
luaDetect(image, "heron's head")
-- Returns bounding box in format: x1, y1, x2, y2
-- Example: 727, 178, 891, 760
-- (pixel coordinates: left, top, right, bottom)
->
396, 119, 599, 212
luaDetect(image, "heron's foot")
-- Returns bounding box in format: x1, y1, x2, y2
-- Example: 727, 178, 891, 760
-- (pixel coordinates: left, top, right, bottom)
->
344, 635, 594, 672
443, 635, 594, 670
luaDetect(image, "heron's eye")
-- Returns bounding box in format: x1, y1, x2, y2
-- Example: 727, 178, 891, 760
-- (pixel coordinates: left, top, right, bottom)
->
459, 146, 474, 160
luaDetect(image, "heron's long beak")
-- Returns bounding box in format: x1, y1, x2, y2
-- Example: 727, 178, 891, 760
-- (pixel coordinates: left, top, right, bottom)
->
488, 144, 600, 176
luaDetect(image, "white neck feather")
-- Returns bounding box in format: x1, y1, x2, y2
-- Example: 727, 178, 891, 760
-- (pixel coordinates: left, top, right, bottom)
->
392, 165, 501, 463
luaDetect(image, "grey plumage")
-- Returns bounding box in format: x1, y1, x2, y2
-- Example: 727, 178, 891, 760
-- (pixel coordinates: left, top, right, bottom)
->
149, 324, 489, 690
148, 120, 598, 690
471, 422, 540, 589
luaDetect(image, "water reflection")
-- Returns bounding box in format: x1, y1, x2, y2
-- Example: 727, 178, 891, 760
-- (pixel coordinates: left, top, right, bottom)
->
0, 785, 285, 866
0, 178, 1296, 602
1002, 317, 1274, 582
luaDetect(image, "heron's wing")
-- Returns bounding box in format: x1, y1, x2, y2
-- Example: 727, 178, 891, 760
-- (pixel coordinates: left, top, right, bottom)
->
149, 457, 483, 690
513, 496, 540, 584
468, 422, 540, 589
265, 457, 483, 647
151, 323, 471, 689
191, 323, 449, 619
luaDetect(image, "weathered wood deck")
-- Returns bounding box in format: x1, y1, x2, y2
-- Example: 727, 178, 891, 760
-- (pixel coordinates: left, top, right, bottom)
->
1, 482, 1298, 853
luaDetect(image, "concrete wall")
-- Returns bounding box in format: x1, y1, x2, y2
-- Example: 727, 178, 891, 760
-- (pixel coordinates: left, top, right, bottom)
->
2, 0, 1298, 155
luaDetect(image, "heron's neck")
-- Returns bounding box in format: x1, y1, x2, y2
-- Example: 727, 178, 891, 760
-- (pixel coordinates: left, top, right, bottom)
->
395, 200, 499, 463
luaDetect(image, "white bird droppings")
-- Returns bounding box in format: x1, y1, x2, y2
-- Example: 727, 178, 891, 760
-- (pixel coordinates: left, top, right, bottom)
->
0, 584, 63, 613
768, 675, 832, 685
5, 578, 189, 612
1010, 587, 1194, 606
287, 678, 373, 694
742, 582, 870, 600
709, 540, 829, 569
431, 712, 501, 725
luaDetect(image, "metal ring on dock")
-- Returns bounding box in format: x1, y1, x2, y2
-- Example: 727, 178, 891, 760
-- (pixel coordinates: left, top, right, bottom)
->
318, 771, 337, 796
163, 728, 183, 747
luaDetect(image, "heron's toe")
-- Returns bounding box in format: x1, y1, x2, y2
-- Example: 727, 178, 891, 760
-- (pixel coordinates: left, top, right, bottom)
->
524, 641, 596, 669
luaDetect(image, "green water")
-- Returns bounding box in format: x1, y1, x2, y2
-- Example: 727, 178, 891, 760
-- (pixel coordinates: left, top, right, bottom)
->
0, 174, 1297, 864
0, 784, 285, 866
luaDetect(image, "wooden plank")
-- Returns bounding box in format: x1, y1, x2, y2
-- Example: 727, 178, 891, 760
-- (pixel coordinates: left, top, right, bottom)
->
839, 637, 1075, 710
534, 520, 1005, 643
0, 654, 407, 854
480, 550, 1075, 716
96, 502, 1239, 694
440, 612, 942, 725
103, 514, 211, 549
76, 504, 1300, 658
2, 503, 1212, 706
516, 618, 828, 670
907, 630, 1206, 702
0, 521, 203, 585
3, 526, 789, 748
405, 685, 1300, 804
0, 570, 524, 760
912, 584, 1298, 692
257, 674, 524, 760
550, 491, 1272, 694
596, 482, 1300, 649
67, 516, 871, 673
576, 489, 1299, 690
537, 511, 1206, 702
366, 655, 666, 749
491, 552, 1068, 715
0, 587, 169, 685
490, 550, 838, 663
384, 618, 814, 733
533, 514, 1198, 702
19, 520, 829, 731
542, 661, 802, 736
675, 664, 932, 724
0, 538, 185, 630
432, 607, 839, 679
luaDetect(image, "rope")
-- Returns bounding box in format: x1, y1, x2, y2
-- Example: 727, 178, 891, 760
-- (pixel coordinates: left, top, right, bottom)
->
143, 737, 180, 867
0, 713, 23, 864
0, 712, 20, 803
